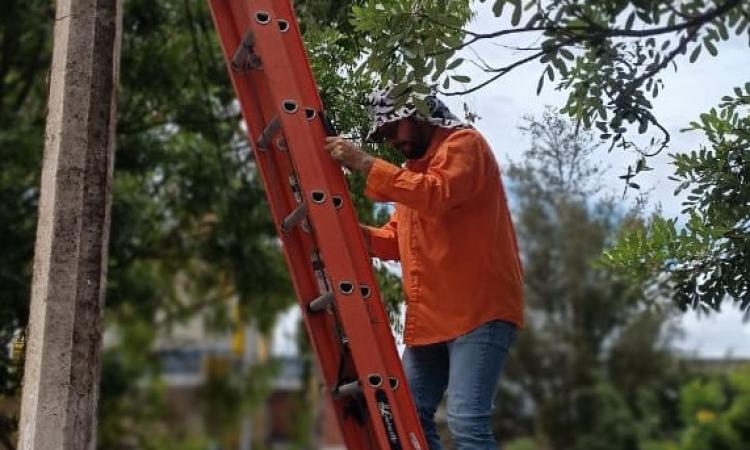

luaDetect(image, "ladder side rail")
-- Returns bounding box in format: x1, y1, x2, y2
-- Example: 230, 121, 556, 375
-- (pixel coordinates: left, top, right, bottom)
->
222, 4, 377, 446
257, 2, 428, 448
246, 61, 379, 450
208, 3, 377, 449
245, 9, 403, 450
247, 3, 426, 449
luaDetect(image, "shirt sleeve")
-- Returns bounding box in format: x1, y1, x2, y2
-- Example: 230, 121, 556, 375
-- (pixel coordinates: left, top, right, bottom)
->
364, 209, 400, 261
364, 131, 486, 216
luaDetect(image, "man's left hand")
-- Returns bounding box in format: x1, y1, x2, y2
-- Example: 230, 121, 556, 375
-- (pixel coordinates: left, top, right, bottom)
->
325, 137, 374, 175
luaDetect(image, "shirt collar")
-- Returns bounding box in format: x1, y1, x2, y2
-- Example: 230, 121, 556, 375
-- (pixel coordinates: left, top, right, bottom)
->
406, 127, 453, 170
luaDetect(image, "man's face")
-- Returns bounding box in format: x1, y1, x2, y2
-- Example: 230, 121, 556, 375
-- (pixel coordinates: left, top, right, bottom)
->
379, 118, 429, 159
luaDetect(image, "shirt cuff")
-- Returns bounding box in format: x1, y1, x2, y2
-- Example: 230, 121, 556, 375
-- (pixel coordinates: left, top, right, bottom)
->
365, 158, 400, 201
364, 226, 398, 260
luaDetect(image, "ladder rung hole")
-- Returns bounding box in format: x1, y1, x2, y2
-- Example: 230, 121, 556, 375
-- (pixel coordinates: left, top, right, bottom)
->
332, 195, 344, 210
255, 11, 271, 24
339, 282, 354, 295
367, 374, 383, 388
359, 285, 371, 299
304, 108, 316, 121
389, 377, 399, 390
282, 100, 298, 114
277, 20, 290, 32
311, 190, 326, 204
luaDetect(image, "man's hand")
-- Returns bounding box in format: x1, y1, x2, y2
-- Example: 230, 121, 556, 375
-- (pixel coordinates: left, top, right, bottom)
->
325, 137, 375, 175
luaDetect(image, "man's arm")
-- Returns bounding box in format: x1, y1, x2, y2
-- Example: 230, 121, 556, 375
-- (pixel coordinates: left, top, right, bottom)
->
365, 132, 486, 215
361, 209, 400, 261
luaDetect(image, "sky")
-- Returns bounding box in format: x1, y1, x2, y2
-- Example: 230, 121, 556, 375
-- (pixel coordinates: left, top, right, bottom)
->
272, 3, 750, 359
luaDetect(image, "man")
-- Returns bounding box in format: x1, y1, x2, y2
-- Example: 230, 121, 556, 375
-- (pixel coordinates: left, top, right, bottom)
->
324, 87, 524, 450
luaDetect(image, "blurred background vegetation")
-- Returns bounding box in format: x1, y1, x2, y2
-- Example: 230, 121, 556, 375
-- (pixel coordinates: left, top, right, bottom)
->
1, 1, 748, 449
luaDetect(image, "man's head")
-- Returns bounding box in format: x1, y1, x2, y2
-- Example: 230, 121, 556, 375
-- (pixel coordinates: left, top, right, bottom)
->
365, 85, 469, 158
375, 117, 435, 159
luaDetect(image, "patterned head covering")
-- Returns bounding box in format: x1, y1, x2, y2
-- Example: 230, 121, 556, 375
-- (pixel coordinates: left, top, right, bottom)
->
365, 85, 469, 142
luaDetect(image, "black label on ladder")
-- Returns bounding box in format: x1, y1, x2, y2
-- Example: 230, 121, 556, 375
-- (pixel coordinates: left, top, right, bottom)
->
376, 389, 402, 450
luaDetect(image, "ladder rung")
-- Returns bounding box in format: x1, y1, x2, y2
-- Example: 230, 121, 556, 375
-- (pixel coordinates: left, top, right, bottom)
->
334, 380, 361, 398
308, 291, 334, 312
281, 202, 307, 233
231, 31, 260, 71
311, 251, 324, 270
257, 116, 281, 149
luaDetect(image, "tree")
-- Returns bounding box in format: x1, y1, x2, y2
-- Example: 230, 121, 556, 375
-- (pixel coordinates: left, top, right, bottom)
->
603, 87, 749, 313
350, 0, 750, 311
0, 2, 54, 448
355, 0, 748, 158
677, 366, 750, 450
105, 0, 408, 447
495, 110, 681, 449
1, 0, 295, 446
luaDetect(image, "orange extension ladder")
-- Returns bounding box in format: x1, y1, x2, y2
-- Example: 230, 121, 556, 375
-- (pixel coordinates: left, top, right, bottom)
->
207, 1, 428, 449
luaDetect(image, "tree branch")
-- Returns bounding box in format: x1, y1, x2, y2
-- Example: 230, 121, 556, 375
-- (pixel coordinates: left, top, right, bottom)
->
441, 38, 576, 96
631, 26, 700, 90
424, 0, 742, 57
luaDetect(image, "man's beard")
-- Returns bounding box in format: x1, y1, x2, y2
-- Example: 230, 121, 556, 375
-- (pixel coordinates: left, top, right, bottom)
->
406, 145, 428, 159
403, 139, 429, 159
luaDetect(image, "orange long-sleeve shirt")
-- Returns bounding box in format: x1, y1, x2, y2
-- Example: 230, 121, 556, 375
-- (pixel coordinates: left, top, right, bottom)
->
364, 127, 524, 346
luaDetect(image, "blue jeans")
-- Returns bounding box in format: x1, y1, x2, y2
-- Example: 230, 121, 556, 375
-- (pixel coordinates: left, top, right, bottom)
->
402, 320, 517, 450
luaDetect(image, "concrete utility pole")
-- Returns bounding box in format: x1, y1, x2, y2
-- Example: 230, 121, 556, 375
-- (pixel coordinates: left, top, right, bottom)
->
17, 0, 122, 449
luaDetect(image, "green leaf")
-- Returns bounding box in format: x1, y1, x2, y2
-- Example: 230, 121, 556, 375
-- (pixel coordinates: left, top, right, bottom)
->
536, 73, 545, 95
451, 75, 471, 83
413, 97, 431, 116
638, 120, 648, 134
625, 12, 635, 30
560, 48, 574, 60
717, 22, 729, 40
551, 58, 567, 77
511, 2, 522, 26
689, 45, 702, 63
435, 53, 448, 73
412, 83, 431, 94
737, 18, 749, 35
447, 58, 464, 70
635, 158, 646, 173
492, 0, 506, 17
391, 83, 410, 98
704, 38, 718, 56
